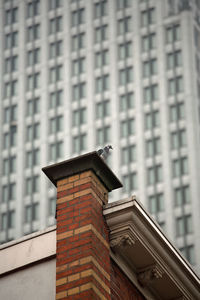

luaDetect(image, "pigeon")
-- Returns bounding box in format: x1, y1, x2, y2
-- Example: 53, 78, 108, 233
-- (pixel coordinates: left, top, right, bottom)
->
97, 145, 113, 161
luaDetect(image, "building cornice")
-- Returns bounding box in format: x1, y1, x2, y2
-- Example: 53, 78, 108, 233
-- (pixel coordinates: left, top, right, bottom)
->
103, 197, 200, 299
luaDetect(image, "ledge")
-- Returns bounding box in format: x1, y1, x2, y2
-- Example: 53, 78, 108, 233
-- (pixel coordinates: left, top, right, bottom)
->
42, 151, 122, 192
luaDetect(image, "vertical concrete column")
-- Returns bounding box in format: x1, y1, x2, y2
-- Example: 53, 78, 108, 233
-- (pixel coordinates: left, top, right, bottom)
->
42, 152, 122, 300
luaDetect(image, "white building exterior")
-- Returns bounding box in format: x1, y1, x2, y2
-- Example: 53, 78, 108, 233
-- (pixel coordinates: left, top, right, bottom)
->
0, 0, 200, 274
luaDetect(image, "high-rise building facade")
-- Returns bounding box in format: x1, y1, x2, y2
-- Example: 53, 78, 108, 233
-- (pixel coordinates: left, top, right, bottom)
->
1, 0, 200, 274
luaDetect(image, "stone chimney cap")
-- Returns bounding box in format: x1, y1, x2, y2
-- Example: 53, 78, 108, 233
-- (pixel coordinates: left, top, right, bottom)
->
42, 151, 123, 192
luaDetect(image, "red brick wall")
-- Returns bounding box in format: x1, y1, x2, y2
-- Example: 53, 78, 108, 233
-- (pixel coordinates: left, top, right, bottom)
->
56, 171, 111, 300
111, 260, 145, 300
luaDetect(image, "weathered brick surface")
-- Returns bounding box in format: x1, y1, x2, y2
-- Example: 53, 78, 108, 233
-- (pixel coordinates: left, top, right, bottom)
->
56, 170, 111, 299
111, 260, 145, 300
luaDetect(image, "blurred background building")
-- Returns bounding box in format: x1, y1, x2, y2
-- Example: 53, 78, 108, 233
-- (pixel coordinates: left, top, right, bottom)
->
0, 0, 200, 274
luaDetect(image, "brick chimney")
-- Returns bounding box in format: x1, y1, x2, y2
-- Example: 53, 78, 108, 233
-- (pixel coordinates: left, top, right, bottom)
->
42, 152, 122, 300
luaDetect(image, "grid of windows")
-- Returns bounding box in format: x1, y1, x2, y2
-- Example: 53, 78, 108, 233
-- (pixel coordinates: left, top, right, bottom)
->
95, 50, 109, 68
4, 80, 18, 98
146, 137, 161, 157
95, 25, 108, 43
143, 58, 157, 77
72, 57, 85, 75
27, 0, 40, 18
119, 67, 133, 85
49, 115, 63, 134
4, 105, 17, 123
26, 149, 40, 168
118, 17, 132, 35
179, 245, 195, 265
26, 123, 40, 141
117, 0, 131, 9
5, 7, 18, 25
27, 73, 40, 90
25, 203, 39, 222
166, 24, 181, 43
1, 211, 15, 230
167, 50, 182, 69
170, 102, 185, 122
27, 98, 40, 116
3, 156, 16, 175
145, 110, 160, 130
49, 16, 63, 34
49, 40, 63, 58
149, 193, 164, 214
49, 0, 63, 10
27, 48, 40, 66
73, 82, 86, 100
72, 33, 85, 50
49, 65, 63, 83
96, 75, 109, 93
27, 24, 40, 42
118, 41, 132, 60
5, 32, 18, 49
25, 176, 40, 195
49, 197, 56, 216
3, 126, 17, 148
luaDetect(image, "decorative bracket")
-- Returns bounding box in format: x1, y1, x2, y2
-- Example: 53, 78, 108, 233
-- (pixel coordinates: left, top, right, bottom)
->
137, 264, 163, 287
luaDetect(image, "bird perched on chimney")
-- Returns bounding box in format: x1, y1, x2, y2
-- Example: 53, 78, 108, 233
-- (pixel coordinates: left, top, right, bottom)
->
97, 145, 113, 161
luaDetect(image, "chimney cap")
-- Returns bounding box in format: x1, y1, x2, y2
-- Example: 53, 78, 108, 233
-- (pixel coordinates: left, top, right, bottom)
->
42, 151, 122, 192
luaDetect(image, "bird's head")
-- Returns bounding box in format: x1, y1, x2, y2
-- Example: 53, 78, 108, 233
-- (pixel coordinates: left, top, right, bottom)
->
107, 145, 113, 150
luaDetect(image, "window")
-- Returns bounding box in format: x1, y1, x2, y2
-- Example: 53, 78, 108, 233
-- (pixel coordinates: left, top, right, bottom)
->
72, 108, 86, 126
170, 102, 185, 122
95, 50, 109, 68
121, 118, 135, 137
26, 149, 40, 168
176, 215, 193, 236
49, 0, 63, 10
3, 156, 16, 175
4, 80, 18, 98
3, 126, 17, 148
96, 100, 110, 118
175, 185, 190, 206
27, 24, 40, 42
120, 93, 135, 112
26, 123, 40, 141
4, 105, 17, 123
49, 90, 63, 108
49, 141, 63, 161
27, 0, 40, 18
2, 183, 16, 202
49, 115, 63, 134
25, 203, 39, 222
144, 84, 158, 103
143, 58, 157, 77
180, 245, 195, 265
118, 17, 131, 35
96, 126, 110, 145
27, 48, 40, 66
73, 82, 86, 100
49, 65, 63, 83
72, 33, 85, 50
167, 50, 182, 69
119, 67, 133, 85
71, 8, 85, 26
5, 7, 18, 25
123, 172, 137, 193
72, 57, 85, 75
5, 56, 18, 73
27, 73, 40, 90
49, 16, 63, 34
141, 8, 155, 27
166, 24, 181, 43
149, 193, 164, 214
146, 137, 161, 157
73, 134, 87, 153
27, 98, 40, 115
5, 31, 18, 49
148, 165, 162, 185
1, 211, 15, 230
145, 110, 160, 130
94, 0, 107, 18
171, 129, 186, 149
95, 75, 109, 93
49, 197, 56, 216
142, 33, 156, 51
118, 41, 132, 60
173, 157, 188, 177
49, 40, 63, 58
25, 176, 40, 195
95, 25, 108, 43
117, 0, 131, 9
121, 145, 136, 165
